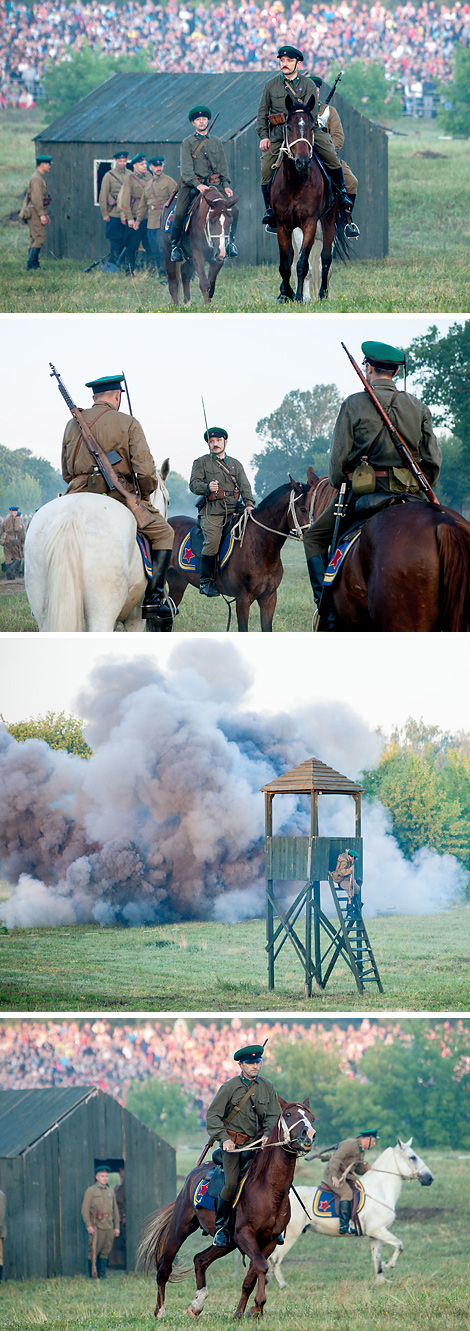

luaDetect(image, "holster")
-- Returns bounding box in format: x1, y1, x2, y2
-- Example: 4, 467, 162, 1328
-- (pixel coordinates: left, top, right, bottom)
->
268, 112, 286, 127
226, 1129, 252, 1146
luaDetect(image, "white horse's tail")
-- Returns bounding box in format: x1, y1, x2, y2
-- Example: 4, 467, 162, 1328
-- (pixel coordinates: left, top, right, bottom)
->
43, 507, 85, 631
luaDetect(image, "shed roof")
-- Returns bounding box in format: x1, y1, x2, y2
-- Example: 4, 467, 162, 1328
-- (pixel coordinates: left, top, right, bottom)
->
36, 71, 272, 144
0, 1087, 97, 1157
261, 758, 364, 796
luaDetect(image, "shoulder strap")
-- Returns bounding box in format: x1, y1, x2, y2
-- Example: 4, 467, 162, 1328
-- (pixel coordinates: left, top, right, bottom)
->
224, 1083, 255, 1126
362, 389, 400, 458
70, 405, 113, 472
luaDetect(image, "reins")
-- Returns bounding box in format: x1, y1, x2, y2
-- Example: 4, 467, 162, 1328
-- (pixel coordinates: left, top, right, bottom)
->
235, 490, 310, 549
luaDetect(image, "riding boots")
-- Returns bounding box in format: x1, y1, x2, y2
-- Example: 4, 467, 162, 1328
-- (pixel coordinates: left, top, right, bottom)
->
170, 214, 184, 262
338, 1200, 352, 1235
330, 169, 361, 237
306, 555, 336, 632
199, 554, 220, 597
213, 1197, 233, 1247
261, 183, 277, 233
26, 247, 40, 269
142, 548, 174, 631
97, 1257, 108, 1278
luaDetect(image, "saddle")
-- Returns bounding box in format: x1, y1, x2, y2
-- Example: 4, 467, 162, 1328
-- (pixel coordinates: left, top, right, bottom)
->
323, 491, 423, 587
192, 1151, 252, 1214
315, 1179, 365, 1229
176, 515, 239, 575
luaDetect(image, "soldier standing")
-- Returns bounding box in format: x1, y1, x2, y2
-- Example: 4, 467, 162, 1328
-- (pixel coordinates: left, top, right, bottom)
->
135, 157, 177, 278
61, 372, 174, 627
303, 339, 442, 622
256, 48, 355, 234
189, 427, 254, 596
323, 1131, 378, 1234
98, 149, 129, 269
206, 1042, 281, 1247
21, 154, 52, 271
81, 1165, 119, 1278
170, 107, 237, 262
0, 506, 25, 579
119, 154, 152, 274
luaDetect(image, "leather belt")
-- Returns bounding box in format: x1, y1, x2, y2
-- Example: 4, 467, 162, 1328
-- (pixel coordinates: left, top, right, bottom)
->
347, 469, 389, 479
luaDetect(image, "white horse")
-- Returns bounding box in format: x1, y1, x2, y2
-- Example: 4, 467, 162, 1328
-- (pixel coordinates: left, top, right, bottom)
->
292, 224, 324, 302
24, 461, 170, 632
268, 1139, 434, 1286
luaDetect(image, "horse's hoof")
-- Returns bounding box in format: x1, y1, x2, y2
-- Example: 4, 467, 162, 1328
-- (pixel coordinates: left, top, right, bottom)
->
156, 1307, 166, 1319
276, 294, 288, 304
375, 1274, 386, 1285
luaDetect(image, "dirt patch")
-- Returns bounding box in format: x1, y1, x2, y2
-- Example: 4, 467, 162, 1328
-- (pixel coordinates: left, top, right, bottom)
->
398, 1206, 445, 1221
0, 577, 24, 595
412, 150, 448, 159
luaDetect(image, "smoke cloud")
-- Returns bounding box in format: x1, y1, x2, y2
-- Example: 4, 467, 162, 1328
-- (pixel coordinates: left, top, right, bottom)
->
0, 644, 465, 927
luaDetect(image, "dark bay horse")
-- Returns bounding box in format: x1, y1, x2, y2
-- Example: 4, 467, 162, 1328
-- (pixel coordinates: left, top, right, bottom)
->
167, 479, 311, 631
271, 96, 338, 303
307, 466, 470, 631
162, 187, 240, 307
139, 1098, 315, 1320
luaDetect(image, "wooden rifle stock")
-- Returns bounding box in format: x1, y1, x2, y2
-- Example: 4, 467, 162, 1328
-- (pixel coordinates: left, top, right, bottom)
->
341, 343, 440, 505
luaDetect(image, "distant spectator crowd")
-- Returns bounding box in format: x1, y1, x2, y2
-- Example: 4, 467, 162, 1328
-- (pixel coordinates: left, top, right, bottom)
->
0, 1017, 406, 1120
1, 0, 469, 109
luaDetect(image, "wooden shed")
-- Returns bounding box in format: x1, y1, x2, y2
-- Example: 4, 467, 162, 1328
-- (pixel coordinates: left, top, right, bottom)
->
0, 1085, 175, 1280
35, 71, 388, 264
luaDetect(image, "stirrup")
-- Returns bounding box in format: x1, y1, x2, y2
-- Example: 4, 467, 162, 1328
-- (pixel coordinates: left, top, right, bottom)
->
344, 218, 360, 238
213, 1228, 231, 1247
170, 244, 183, 262
227, 241, 238, 256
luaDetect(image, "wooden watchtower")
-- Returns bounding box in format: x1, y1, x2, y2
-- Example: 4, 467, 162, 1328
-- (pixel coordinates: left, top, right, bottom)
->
261, 758, 383, 997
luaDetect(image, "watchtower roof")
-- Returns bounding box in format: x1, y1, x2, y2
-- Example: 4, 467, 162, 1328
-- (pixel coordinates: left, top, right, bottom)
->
261, 758, 364, 796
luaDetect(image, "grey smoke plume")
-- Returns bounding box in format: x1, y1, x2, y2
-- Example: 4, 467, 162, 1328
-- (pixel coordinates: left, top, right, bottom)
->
0, 644, 465, 927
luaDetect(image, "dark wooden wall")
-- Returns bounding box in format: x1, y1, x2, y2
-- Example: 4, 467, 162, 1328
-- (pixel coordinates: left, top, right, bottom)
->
38, 97, 387, 265
0, 1090, 176, 1280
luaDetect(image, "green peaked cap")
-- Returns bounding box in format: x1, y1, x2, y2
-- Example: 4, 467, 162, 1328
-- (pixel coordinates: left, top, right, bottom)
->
278, 45, 304, 60
361, 341, 406, 366
189, 105, 211, 122
204, 426, 228, 442
234, 1040, 268, 1062
85, 374, 125, 393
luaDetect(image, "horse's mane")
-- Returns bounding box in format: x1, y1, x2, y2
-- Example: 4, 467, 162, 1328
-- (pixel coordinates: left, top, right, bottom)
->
255, 480, 306, 512
244, 1101, 311, 1184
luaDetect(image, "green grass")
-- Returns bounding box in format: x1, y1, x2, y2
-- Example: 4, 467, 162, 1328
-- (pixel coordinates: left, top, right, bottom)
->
1, 906, 469, 1011
0, 1151, 468, 1328
0, 541, 313, 632
2, 111, 470, 312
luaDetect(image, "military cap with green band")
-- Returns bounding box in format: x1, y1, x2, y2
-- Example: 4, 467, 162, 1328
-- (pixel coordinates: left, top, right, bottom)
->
361, 341, 406, 367
234, 1039, 268, 1062
358, 1129, 380, 1138
189, 105, 211, 122
113, 148, 129, 158
312, 75, 323, 88
130, 153, 147, 166
204, 426, 228, 442
36, 155, 53, 164
277, 45, 304, 60
147, 156, 165, 166
95, 1163, 110, 1173
85, 374, 126, 393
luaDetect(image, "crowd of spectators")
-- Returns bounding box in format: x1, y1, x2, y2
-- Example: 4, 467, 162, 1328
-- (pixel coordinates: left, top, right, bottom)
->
0, 1017, 407, 1122
1, 0, 469, 111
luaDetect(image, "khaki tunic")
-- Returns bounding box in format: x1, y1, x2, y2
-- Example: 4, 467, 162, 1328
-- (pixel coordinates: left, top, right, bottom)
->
99, 166, 127, 220
0, 512, 25, 563
256, 72, 340, 184
181, 134, 230, 188
61, 402, 173, 550
119, 170, 152, 223
81, 1183, 119, 1260
318, 103, 357, 196
323, 1137, 368, 1201
190, 453, 254, 556
207, 1074, 280, 1202
331, 851, 359, 900
136, 173, 177, 228
329, 380, 441, 491
26, 168, 50, 248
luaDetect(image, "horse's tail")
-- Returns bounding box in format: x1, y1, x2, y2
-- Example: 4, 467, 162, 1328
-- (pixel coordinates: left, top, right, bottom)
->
44, 506, 85, 631
333, 219, 351, 264
437, 512, 470, 631
137, 1201, 192, 1281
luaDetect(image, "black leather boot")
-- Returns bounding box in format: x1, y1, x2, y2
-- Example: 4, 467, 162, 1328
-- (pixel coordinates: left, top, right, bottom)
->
199, 554, 220, 597
170, 217, 184, 262
306, 554, 336, 632
142, 549, 173, 630
262, 183, 277, 232
214, 1197, 233, 1247
330, 169, 360, 236
338, 1200, 352, 1234
97, 1257, 108, 1278
227, 214, 238, 256
27, 247, 40, 269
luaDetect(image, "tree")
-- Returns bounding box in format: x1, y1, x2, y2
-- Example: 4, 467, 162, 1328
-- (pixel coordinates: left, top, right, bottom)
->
252, 384, 341, 498
126, 1078, 199, 1141
438, 47, 470, 137
362, 734, 470, 869
327, 61, 401, 123
42, 44, 153, 117
2, 711, 92, 758
406, 321, 470, 508
0, 445, 62, 515
166, 471, 197, 518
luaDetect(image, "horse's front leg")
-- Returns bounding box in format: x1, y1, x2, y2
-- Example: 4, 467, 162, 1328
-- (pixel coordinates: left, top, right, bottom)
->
164, 257, 179, 306
192, 244, 211, 305
181, 259, 193, 307
258, 589, 277, 632
380, 1229, 404, 1272
207, 258, 224, 300
234, 1234, 269, 1320
235, 589, 255, 632
277, 226, 295, 301
189, 1241, 236, 1319
295, 220, 317, 303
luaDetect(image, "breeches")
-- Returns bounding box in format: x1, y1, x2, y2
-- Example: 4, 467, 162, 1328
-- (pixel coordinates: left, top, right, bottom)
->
261, 130, 341, 185
87, 1228, 114, 1259
64, 484, 174, 551
147, 227, 164, 265
124, 220, 151, 257
2, 541, 23, 564
28, 211, 46, 247
341, 160, 358, 196
220, 1150, 243, 1202
105, 216, 126, 248
200, 512, 228, 556
172, 184, 198, 229
303, 499, 336, 559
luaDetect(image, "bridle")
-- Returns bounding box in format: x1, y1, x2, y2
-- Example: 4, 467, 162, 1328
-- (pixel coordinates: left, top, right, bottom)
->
203, 195, 231, 256
281, 110, 314, 163
235, 488, 311, 548
228, 1104, 315, 1157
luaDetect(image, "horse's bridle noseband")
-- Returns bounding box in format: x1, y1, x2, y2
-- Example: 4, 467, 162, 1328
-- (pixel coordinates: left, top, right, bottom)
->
281, 111, 314, 163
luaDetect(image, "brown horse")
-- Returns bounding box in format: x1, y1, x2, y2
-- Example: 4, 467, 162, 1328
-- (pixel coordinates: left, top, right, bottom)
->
270, 97, 339, 303
167, 479, 311, 631
139, 1098, 315, 1320
161, 187, 240, 307
307, 466, 470, 631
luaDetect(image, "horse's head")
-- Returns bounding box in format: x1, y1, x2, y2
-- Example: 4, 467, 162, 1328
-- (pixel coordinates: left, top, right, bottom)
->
284, 95, 316, 174
288, 475, 312, 533
276, 1097, 316, 1153
395, 1138, 434, 1187
206, 191, 241, 260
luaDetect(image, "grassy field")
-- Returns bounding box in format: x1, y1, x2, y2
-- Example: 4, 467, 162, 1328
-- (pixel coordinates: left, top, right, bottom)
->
0, 906, 469, 1012
2, 111, 470, 313
0, 1150, 468, 1329
0, 540, 313, 632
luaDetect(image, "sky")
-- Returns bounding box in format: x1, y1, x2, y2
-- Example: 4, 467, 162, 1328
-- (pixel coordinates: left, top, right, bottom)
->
0, 312, 460, 486
1, 632, 469, 739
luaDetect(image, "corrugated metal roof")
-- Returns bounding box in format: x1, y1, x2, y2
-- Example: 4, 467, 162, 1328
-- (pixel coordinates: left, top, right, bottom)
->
261, 758, 364, 795
36, 71, 271, 144
0, 1087, 97, 1157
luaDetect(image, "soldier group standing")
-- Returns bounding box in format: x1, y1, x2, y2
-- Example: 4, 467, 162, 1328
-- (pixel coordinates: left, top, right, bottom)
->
81, 1165, 120, 1278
